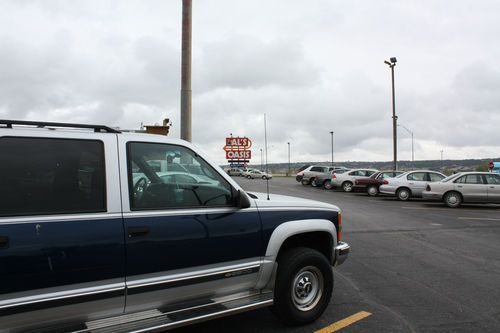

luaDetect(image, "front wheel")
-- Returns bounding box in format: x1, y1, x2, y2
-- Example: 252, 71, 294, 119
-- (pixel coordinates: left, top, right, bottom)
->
323, 180, 333, 190
247, 175, 252, 179
272, 247, 333, 325
310, 178, 318, 187
262, 176, 267, 180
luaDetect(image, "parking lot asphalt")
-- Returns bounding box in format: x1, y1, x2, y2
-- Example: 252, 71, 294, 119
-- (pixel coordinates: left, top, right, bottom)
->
173, 176, 500, 333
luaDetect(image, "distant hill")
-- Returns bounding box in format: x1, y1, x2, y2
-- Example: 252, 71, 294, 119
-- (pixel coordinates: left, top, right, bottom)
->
235, 157, 500, 175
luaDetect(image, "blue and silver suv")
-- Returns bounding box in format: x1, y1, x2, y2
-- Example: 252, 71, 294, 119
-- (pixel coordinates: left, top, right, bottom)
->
0, 120, 349, 332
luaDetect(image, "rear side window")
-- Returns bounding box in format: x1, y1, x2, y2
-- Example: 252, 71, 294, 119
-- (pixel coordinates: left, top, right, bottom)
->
310, 167, 323, 172
0, 137, 106, 217
456, 174, 484, 184
407, 172, 426, 181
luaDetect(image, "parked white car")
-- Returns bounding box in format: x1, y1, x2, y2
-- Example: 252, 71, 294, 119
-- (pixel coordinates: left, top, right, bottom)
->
243, 169, 273, 179
330, 169, 379, 192
422, 172, 500, 207
379, 170, 446, 200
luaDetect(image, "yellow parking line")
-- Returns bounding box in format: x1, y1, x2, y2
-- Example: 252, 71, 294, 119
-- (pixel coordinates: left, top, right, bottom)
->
314, 311, 372, 333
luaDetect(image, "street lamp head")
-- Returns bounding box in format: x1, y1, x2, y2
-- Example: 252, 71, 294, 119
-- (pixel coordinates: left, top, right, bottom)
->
330, 131, 334, 135
390, 57, 397, 63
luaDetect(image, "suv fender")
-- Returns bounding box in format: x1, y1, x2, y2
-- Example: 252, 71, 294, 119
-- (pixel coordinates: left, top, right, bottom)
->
255, 219, 337, 289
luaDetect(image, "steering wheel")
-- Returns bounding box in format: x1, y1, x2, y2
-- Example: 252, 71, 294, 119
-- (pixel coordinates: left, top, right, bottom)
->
134, 177, 149, 203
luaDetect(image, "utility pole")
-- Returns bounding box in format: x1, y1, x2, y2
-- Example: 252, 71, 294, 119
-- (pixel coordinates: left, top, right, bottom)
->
329, 131, 334, 167
260, 148, 263, 171
287, 142, 290, 177
385, 58, 398, 170
180, 0, 192, 142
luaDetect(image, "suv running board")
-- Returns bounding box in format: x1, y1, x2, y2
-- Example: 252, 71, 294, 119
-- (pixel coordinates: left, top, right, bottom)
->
39, 293, 273, 333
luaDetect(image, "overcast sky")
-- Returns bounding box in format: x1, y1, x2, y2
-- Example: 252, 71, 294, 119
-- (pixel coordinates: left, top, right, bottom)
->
1, 0, 499, 165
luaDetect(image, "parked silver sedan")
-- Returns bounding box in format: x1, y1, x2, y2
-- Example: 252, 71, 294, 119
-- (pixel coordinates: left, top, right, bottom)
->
422, 172, 500, 207
379, 170, 446, 200
330, 169, 379, 192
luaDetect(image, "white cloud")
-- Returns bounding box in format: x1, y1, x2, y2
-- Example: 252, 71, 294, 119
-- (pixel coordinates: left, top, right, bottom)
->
1, 0, 499, 165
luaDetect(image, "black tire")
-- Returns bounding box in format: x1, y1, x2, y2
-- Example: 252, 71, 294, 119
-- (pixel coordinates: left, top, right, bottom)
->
301, 179, 310, 186
247, 175, 252, 179
367, 185, 379, 196
323, 180, 333, 190
342, 181, 353, 192
444, 191, 462, 208
262, 176, 267, 180
272, 247, 333, 325
396, 187, 411, 201
310, 178, 318, 187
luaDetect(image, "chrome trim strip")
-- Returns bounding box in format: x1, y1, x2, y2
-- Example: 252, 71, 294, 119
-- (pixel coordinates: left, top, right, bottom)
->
0, 284, 125, 316
256, 207, 338, 212
0, 213, 122, 225
127, 262, 261, 294
123, 207, 258, 219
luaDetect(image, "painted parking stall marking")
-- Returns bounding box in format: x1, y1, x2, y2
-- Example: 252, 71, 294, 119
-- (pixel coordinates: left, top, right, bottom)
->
314, 311, 372, 333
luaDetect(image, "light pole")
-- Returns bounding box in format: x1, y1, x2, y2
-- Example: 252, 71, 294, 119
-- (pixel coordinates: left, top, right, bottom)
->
260, 148, 263, 171
440, 150, 444, 165
398, 124, 414, 162
384, 57, 398, 170
329, 131, 334, 167
180, 0, 192, 142
287, 142, 291, 177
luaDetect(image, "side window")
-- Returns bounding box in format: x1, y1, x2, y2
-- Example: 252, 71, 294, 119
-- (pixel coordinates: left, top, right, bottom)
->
127, 142, 234, 210
310, 167, 322, 172
464, 174, 483, 184
429, 173, 445, 182
365, 170, 376, 176
485, 174, 500, 185
407, 172, 425, 181
348, 171, 357, 176
0, 137, 105, 216
455, 176, 466, 184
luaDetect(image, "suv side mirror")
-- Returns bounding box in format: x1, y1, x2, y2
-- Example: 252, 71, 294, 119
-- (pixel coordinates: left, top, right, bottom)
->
236, 190, 251, 209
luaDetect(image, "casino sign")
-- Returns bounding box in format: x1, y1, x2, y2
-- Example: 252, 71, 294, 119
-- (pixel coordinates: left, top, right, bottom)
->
223, 136, 252, 168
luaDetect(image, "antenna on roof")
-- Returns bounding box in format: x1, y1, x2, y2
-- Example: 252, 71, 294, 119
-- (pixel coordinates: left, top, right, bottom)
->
264, 113, 270, 200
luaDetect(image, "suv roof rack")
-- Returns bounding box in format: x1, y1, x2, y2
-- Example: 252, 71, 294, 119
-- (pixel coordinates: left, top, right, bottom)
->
0, 119, 121, 133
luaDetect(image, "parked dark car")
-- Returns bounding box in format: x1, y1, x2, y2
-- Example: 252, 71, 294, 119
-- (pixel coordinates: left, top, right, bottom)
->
353, 171, 404, 196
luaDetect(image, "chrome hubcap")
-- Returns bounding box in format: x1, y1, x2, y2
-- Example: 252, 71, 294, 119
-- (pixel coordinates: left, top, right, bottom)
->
292, 266, 323, 311
344, 183, 352, 191
368, 187, 377, 195
448, 195, 458, 204
399, 190, 409, 199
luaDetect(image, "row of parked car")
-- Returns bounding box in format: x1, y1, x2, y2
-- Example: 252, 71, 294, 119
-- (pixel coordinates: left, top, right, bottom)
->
296, 165, 500, 207
225, 167, 273, 180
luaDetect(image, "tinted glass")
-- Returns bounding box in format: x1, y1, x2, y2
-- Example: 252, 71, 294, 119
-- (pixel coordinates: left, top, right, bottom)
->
485, 174, 500, 185
310, 167, 323, 172
365, 170, 376, 176
407, 172, 426, 181
128, 142, 234, 210
429, 173, 445, 182
465, 174, 484, 184
0, 137, 105, 216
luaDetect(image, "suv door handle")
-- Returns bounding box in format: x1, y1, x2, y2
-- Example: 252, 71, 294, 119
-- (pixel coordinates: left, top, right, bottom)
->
0, 236, 9, 249
128, 227, 150, 238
